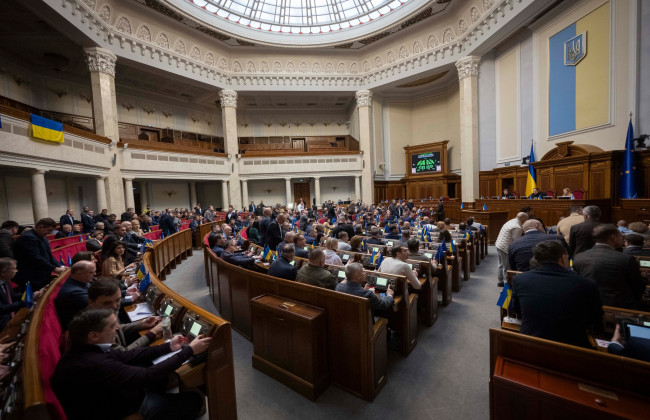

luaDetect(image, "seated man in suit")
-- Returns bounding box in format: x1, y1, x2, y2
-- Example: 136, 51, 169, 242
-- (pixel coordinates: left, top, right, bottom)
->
209, 233, 226, 257
60, 209, 75, 230
336, 262, 393, 315
0, 258, 37, 331
384, 224, 400, 240
293, 234, 310, 259
573, 224, 645, 309
508, 219, 569, 272
365, 226, 384, 245
55, 224, 73, 239
55, 261, 96, 330
607, 324, 650, 363
221, 240, 262, 268
52, 308, 209, 420
276, 231, 295, 258
379, 245, 422, 290
268, 244, 298, 281
624, 233, 650, 257
122, 221, 146, 245
510, 240, 602, 348
528, 188, 546, 199
296, 248, 337, 290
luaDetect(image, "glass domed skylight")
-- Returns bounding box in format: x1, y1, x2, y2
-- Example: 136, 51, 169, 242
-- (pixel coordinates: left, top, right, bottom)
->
187, 0, 411, 34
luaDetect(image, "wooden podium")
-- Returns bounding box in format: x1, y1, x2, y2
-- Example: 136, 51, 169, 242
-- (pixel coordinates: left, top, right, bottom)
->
251, 294, 329, 400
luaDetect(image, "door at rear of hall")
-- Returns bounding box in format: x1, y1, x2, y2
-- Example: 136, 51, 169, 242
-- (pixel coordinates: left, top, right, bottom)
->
293, 182, 310, 207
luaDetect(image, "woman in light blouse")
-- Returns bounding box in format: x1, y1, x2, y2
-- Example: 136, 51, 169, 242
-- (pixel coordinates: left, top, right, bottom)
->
560, 188, 572, 198
323, 238, 343, 266
131, 219, 145, 236
101, 240, 136, 279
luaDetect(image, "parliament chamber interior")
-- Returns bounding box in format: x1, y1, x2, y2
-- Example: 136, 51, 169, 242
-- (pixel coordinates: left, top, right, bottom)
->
0, 0, 649, 418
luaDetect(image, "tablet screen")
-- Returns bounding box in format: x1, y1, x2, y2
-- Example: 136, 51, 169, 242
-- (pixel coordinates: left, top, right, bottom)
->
387, 241, 393, 246
640, 260, 650, 268
628, 324, 650, 339
375, 277, 388, 287
342, 254, 349, 261
424, 252, 433, 259
164, 304, 173, 316
190, 322, 202, 336
338, 271, 346, 279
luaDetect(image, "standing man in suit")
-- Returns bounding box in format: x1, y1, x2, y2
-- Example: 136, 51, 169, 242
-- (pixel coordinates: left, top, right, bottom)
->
12, 218, 66, 291
255, 201, 264, 216
268, 244, 299, 281
81, 210, 96, 234
259, 208, 272, 246
248, 201, 255, 213
569, 205, 602, 256
434, 198, 445, 222
60, 209, 75, 229
265, 213, 285, 251
510, 240, 602, 348
159, 210, 176, 237
0, 221, 19, 259
573, 224, 645, 310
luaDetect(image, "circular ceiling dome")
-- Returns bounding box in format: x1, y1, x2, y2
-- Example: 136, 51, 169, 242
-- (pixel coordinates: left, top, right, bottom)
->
169, 0, 438, 47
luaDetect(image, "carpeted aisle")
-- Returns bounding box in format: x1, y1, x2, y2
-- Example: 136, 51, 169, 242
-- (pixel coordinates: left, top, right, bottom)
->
165, 247, 502, 420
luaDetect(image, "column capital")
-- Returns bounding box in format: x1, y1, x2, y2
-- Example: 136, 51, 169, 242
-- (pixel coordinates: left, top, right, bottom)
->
123, 177, 134, 182
313, 176, 320, 180
284, 177, 292, 182
221, 179, 228, 184
31, 168, 47, 175
96, 175, 106, 181
455, 56, 481, 80
355, 90, 373, 108
219, 89, 238, 108
84, 47, 117, 77
240, 179, 248, 184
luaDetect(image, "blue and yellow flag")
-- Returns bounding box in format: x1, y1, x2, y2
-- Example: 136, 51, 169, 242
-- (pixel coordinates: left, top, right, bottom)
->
139, 272, 151, 293
137, 264, 146, 281
496, 282, 513, 309
377, 253, 383, 267
31, 114, 64, 143
525, 143, 537, 197
482, 204, 487, 211
371, 249, 378, 265
620, 118, 638, 199
262, 245, 270, 261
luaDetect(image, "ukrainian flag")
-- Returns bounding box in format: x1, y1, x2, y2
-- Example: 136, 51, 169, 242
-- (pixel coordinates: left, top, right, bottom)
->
496, 282, 513, 309
525, 143, 537, 197
31, 114, 64, 143
137, 264, 146, 281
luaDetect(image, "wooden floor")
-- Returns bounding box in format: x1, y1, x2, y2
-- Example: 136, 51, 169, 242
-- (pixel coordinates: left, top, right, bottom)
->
166, 247, 502, 420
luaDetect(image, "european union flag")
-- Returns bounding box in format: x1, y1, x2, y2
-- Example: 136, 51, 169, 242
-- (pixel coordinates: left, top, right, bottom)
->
139, 273, 151, 293
434, 243, 445, 264
620, 118, 638, 199
141, 241, 146, 253
22, 282, 34, 308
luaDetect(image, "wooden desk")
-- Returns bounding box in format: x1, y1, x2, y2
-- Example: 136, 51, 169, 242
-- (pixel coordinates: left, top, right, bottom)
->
461, 210, 508, 244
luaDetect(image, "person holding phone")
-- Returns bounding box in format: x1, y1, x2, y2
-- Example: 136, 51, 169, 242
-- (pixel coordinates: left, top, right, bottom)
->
336, 263, 394, 314
607, 324, 650, 363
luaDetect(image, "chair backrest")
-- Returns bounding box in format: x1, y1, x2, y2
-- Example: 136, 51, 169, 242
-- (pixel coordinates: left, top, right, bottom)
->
572, 190, 585, 199
546, 190, 555, 197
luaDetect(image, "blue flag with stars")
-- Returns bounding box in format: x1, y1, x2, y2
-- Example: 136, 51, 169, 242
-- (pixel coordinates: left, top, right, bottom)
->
620, 118, 638, 199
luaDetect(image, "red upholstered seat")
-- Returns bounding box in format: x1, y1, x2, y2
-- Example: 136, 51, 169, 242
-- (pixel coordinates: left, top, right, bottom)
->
546, 190, 555, 197
572, 190, 585, 199
40, 278, 67, 420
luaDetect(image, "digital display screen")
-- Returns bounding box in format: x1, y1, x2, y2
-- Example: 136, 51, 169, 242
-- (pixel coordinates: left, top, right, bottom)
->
373, 247, 379, 252
342, 254, 349, 261
304, 246, 309, 251
411, 152, 441, 174
386, 241, 393, 246
289, 260, 295, 266
640, 260, 650, 268
628, 324, 650, 339
164, 305, 173, 316
190, 322, 202, 336
424, 253, 433, 259
338, 271, 346, 279
376, 277, 388, 287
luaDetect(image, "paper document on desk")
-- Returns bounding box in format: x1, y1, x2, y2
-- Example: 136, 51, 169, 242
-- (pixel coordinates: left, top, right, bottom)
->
503, 317, 522, 325
128, 302, 154, 322
152, 349, 181, 365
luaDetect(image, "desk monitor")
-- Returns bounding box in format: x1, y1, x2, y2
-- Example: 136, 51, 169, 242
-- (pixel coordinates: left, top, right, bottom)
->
626, 323, 650, 340
520, 197, 528, 199
164, 304, 173, 316
189, 321, 202, 337
424, 252, 433, 259
543, 196, 553, 199
640, 260, 650, 268
386, 241, 393, 246
491, 196, 499, 199
375, 277, 388, 288
337, 270, 346, 279
373, 247, 379, 252
342, 254, 350, 261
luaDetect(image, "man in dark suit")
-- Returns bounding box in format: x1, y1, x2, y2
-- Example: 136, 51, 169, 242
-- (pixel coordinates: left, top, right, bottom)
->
0, 258, 29, 331
265, 213, 285, 251
624, 234, 650, 257
255, 201, 264, 217
52, 308, 209, 420
331, 217, 354, 241
607, 324, 650, 363
268, 244, 298, 281
293, 234, 310, 259
81, 210, 96, 234
94, 209, 109, 224
121, 208, 135, 222
366, 226, 384, 245
259, 208, 272, 246
12, 218, 66, 291
60, 209, 75, 229
159, 210, 176, 237
528, 188, 546, 199
54, 261, 95, 330
248, 201, 255, 213
510, 240, 602, 348
221, 240, 261, 268
508, 219, 569, 271
569, 205, 602, 256
103, 224, 140, 264
573, 224, 645, 310
0, 221, 19, 259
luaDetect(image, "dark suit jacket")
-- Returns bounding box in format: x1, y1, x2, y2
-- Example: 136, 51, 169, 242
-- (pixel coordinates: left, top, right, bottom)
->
295, 247, 309, 259
259, 216, 271, 246
268, 256, 298, 281
120, 212, 132, 222
54, 277, 89, 330
608, 337, 650, 363
159, 213, 176, 236
12, 229, 60, 290
59, 214, 75, 228
52, 343, 193, 420
434, 203, 445, 220
508, 231, 569, 271
0, 281, 24, 331
573, 244, 645, 309
248, 204, 255, 212
569, 220, 601, 256
55, 231, 71, 239
332, 223, 354, 241
511, 263, 602, 348
0, 230, 14, 258
85, 238, 103, 252
624, 246, 650, 257
81, 214, 95, 233
266, 220, 282, 251
221, 250, 255, 266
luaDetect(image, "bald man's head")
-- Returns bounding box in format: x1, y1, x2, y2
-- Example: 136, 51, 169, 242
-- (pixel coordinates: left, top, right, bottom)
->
516, 212, 529, 224
522, 219, 543, 233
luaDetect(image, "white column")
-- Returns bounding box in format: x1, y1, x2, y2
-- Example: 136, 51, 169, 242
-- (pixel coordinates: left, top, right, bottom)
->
355, 90, 374, 204
314, 177, 321, 208
96, 176, 107, 211
219, 90, 242, 210
455, 56, 481, 202
354, 176, 361, 201
241, 180, 249, 210
139, 180, 148, 213
221, 180, 229, 210
85, 47, 125, 213
285, 178, 292, 207
124, 178, 135, 210
65, 177, 76, 213
189, 181, 197, 209
31, 169, 49, 222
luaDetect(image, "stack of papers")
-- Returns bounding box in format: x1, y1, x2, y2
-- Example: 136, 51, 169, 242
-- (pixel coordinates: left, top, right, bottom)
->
128, 302, 154, 322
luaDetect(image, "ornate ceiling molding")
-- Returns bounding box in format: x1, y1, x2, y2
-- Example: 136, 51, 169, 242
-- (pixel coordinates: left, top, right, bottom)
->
55, 0, 533, 91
